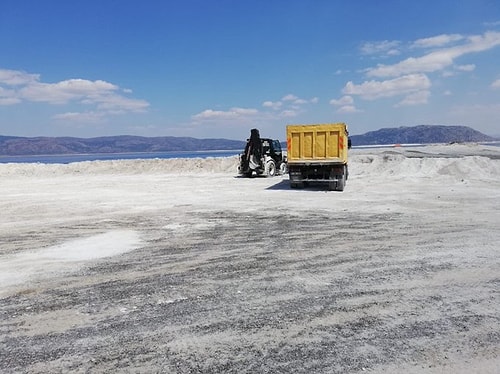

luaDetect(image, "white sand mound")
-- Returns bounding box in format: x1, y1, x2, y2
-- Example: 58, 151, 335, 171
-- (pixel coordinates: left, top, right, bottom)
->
0, 156, 240, 177
1, 144, 498, 181
351, 154, 500, 181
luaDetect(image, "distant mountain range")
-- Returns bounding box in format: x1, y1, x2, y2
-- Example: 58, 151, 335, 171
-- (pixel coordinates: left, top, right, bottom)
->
349, 125, 496, 146
0, 125, 497, 156
0, 135, 247, 156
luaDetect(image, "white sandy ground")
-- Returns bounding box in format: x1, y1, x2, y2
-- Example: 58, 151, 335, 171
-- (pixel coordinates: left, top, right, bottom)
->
0, 143, 499, 373
0, 231, 142, 290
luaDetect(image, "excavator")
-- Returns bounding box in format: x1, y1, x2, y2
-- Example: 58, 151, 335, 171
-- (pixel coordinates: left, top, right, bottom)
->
238, 128, 287, 177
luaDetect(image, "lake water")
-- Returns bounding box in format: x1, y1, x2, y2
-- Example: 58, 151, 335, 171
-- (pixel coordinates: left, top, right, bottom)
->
0, 150, 241, 164
1, 142, 498, 164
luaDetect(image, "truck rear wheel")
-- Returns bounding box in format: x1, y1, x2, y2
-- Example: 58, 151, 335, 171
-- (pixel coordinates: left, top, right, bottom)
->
335, 165, 347, 191
336, 173, 346, 191
328, 165, 346, 191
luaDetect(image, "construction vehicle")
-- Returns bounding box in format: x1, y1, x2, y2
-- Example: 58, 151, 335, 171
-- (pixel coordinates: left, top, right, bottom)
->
286, 123, 350, 191
238, 128, 287, 177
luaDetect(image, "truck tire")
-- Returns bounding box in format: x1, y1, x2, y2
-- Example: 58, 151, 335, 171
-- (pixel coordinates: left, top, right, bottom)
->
336, 173, 346, 191
266, 160, 276, 177
328, 166, 346, 191
335, 165, 347, 191
279, 162, 287, 175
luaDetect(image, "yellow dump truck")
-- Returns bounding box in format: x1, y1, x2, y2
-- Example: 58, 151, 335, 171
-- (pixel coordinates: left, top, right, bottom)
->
286, 123, 350, 191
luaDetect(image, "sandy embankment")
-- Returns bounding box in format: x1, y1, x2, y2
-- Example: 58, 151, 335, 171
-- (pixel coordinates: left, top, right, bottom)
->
0, 143, 499, 373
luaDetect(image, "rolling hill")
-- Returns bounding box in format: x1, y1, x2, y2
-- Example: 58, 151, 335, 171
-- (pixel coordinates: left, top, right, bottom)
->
0, 125, 497, 155
0, 135, 247, 156
349, 125, 496, 146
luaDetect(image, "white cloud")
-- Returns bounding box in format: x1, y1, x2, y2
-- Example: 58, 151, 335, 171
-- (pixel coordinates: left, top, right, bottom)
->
411, 34, 464, 48
491, 79, 500, 89
0, 86, 20, 105
483, 20, 500, 27
367, 51, 455, 78
330, 95, 354, 106
293, 98, 308, 104
279, 109, 298, 118
442, 64, 475, 77
455, 64, 475, 72
193, 93, 317, 125
53, 111, 105, 123
19, 79, 118, 104
366, 31, 500, 78
395, 90, 430, 107
281, 94, 318, 105
0, 97, 21, 105
262, 100, 282, 109
95, 94, 149, 112
0, 68, 150, 116
329, 96, 361, 113
343, 73, 431, 100
387, 49, 401, 56
281, 94, 299, 102
360, 40, 401, 56
0, 68, 39, 85
192, 107, 259, 122
337, 105, 362, 114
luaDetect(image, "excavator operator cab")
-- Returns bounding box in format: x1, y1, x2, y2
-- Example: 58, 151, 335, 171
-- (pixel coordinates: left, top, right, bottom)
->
262, 139, 282, 159
262, 139, 270, 154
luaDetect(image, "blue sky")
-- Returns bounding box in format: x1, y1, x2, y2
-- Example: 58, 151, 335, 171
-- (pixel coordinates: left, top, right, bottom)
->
1, 1, 500, 140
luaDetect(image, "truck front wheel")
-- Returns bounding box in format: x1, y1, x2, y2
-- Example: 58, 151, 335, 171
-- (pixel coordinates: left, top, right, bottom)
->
266, 160, 276, 177
279, 162, 287, 175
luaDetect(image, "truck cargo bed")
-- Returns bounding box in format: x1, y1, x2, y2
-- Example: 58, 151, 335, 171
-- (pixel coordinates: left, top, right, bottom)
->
287, 123, 348, 164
